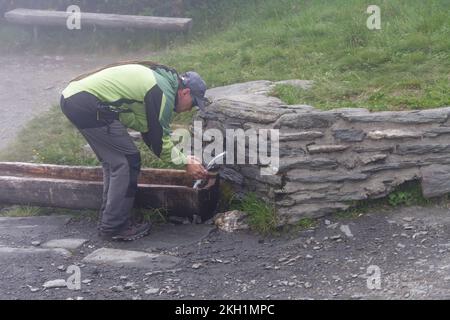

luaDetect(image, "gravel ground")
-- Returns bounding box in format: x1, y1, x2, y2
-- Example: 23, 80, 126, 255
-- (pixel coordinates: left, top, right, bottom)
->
1, 204, 450, 300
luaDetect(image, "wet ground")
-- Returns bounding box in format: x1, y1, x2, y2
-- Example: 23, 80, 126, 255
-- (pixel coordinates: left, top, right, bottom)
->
1, 204, 449, 300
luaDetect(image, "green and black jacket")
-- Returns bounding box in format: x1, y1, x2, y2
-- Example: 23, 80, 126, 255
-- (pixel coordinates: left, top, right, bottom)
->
62, 64, 186, 163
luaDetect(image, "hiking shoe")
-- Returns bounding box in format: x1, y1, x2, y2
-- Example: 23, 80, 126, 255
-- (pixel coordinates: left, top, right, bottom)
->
99, 222, 151, 241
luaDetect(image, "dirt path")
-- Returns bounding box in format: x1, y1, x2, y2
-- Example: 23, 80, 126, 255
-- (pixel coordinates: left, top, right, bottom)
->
1, 204, 450, 300
0, 52, 151, 151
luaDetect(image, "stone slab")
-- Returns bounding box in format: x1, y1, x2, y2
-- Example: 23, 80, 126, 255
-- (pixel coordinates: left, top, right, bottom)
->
82, 248, 181, 270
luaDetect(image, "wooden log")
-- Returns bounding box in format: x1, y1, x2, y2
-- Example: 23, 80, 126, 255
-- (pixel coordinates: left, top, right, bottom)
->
0, 162, 194, 186
5, 8, 193, 32
0, 162, 219, 219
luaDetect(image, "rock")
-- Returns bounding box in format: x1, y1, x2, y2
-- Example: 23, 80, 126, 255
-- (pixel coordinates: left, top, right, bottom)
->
368, 129, 422, 140
360, 162, 418, 174
396, 144, 450, 155
214, 210, 249, 232
333, 129, 366, 142
342, 108, 450, 124
31, 241, 41, 247
240, 167, 282, 186
81, 279, 92, 284
27, 285, 40, 293
307, 145, 349, 154
280, 131, 324, 141
424, 127, 450, 137
110, 285, 125, 293
304, 282, 312, 289
421, 165, 450, 198
145, 287, 160, 295
275, 112, 338, 130
43, 279, 67, 289
218, 167, 244, 185
42, 238, 88, 250
327, 223, 339, 229
200, 81, 450, 225
82, 248, 181, 270
360, 154, 387, 165
286, 170, 367, 183
124, 282, 136, 290
119, 276, 128, 280
354, 146, 395, 153
192, 263, 203, 269
340, 225, 354, 238
57, 265, 65, 271
278, 157, 338, 172
330, 235, 341, 241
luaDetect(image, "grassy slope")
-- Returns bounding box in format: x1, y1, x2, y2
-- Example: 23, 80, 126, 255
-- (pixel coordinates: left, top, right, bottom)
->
1, 0, 449, 165
161, 0, 449, 111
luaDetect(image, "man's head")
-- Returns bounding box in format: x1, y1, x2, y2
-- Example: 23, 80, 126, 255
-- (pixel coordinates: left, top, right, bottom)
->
175, 71, 208, 113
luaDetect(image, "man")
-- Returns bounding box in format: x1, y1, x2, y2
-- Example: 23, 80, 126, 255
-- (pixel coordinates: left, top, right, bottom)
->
60, 61, 209, 241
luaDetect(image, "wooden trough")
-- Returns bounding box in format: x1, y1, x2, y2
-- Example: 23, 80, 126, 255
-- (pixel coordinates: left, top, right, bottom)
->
0, 162, 220, 221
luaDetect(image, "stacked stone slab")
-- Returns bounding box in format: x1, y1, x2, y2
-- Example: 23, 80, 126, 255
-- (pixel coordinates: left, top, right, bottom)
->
197, 80, 450, 225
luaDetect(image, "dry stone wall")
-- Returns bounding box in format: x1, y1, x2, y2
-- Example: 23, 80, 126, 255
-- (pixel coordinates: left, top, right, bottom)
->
197, 80, 450, 225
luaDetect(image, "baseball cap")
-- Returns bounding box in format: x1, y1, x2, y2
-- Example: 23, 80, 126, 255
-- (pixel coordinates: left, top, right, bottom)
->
180, 71, 209, 111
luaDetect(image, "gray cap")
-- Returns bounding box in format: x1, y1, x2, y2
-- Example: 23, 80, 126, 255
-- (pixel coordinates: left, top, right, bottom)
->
180, 71, 209, 111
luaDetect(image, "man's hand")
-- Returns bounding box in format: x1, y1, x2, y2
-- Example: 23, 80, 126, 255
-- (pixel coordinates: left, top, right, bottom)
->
186, 156, 208, 180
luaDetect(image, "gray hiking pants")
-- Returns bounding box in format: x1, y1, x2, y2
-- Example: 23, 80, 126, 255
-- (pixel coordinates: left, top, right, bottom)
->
60, 92, 141, 233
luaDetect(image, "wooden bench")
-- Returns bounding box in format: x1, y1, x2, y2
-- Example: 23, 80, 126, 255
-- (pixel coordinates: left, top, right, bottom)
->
4, 8, 193, 40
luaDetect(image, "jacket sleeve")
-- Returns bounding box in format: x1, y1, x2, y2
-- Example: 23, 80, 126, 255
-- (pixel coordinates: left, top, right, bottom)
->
141, 86, 187, 165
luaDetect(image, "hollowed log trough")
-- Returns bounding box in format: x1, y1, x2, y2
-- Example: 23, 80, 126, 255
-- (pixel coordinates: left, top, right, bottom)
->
0, 162, 220, 220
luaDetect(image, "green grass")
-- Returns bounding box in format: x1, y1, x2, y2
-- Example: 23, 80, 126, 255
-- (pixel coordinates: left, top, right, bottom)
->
157, 0, 449, 111
0, 206, 44, 217
0, 205, 99, 218
231, 193, 278, 235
